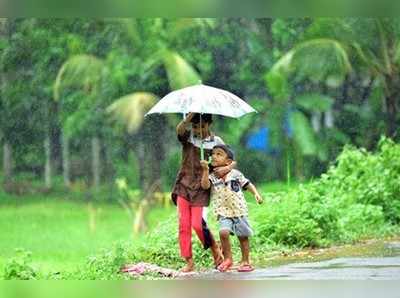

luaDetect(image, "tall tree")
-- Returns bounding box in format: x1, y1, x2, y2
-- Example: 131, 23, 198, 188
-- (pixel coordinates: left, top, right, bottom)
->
269, 18, 400, 139
54, 19, 205, 192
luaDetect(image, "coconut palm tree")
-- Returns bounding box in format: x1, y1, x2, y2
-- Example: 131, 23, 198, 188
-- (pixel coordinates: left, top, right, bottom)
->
54, 54, 108, 189
268, 18, 400, 139
53, 19, 206, 191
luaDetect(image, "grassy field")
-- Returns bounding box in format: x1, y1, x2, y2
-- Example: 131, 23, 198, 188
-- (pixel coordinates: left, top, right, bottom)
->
0, 181, 295, 275
0, 190, 176, 274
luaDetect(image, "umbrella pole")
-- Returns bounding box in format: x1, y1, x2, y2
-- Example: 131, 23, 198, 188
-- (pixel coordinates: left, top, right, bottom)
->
200, 114, 204, 160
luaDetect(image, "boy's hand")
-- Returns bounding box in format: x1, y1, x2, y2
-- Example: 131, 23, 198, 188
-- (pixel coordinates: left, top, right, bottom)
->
255, 194, 263, 204
200, 160, 209, 171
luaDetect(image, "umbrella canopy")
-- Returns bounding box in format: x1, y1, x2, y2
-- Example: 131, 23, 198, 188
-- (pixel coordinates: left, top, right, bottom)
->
145, 84, 257, 118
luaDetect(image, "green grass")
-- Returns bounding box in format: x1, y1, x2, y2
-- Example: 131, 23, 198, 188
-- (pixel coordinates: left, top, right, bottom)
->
0, 190, 175, 274
0, 180, 294, 276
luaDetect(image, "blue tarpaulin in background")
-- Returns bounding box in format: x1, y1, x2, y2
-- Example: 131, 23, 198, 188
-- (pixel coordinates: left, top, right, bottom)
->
246, 126, 270, 153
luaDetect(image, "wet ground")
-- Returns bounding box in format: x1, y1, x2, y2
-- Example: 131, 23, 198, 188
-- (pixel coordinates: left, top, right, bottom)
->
183, 241, 400, 280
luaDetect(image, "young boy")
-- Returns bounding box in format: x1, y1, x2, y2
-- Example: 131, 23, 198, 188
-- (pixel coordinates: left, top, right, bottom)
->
200, 144, 263, 272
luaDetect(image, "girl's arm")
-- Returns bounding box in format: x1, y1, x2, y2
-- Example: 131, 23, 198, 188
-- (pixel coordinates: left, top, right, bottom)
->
176, 112, 194, 136
246, 183, 263, 204
200, 160, 211, 189
214, 160, 236, 178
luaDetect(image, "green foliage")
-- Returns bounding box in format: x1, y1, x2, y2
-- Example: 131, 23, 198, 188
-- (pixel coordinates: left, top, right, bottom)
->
54, 54, 107, 101
236, 149, 274, 183
56, 216, 212, 279
1, 137, 399, 279
254, 137, 398, 248
107, 92, 159, 134
69, 244, 131, 280
161, 149, 181, 190
163, 51, 201, 90
113, 152, 140, 190
295, 93, 334, 112
3, 249, 38, 280
289, 110, 317, 156
70, 139, 398, 279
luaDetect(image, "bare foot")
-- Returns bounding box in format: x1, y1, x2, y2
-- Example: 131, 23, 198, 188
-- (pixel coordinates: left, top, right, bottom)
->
180, 259, 195, 273
211, 244, 224, 267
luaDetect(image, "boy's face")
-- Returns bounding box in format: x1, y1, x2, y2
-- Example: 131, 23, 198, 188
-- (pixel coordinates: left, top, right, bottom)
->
211, 147, 231, 167
192, 122, 210, 139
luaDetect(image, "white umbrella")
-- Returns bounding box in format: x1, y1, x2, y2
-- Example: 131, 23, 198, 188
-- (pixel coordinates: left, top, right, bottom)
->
145, 84, 257, 159
145, 84, 257, 118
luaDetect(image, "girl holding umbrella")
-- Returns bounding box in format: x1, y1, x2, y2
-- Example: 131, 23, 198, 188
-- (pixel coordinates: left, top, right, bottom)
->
172, 112, 234, 272
145, 84, 256, 272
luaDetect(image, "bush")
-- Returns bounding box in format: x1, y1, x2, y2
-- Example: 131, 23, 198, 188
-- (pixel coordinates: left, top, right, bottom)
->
253, 137, 399, 248
3, 249, 38, 280
68, 243, 132, 280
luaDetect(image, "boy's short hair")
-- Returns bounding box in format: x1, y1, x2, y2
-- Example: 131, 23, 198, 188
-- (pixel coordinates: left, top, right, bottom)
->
213, 144, 235, 161
191, 113, 213, 124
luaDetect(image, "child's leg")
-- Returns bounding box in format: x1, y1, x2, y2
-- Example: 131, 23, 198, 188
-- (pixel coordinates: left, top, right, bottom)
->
217, 229, 233, 272
177, 196, 194, 272
219, 229, 233, 261
238, 236, 250, 265
191, 206, 223, 266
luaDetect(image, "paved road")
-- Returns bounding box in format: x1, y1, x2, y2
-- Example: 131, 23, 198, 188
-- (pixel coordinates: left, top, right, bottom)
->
185, 242, 400, 280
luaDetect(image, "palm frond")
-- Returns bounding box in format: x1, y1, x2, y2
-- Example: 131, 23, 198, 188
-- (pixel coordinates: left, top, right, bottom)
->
54, 54, 107, 100
267, 38, 352, 89
295, 93, 334, 112
163, 51, 201, 90
120, 18, 142, 47
290, 111, 317, 156
107, 92, 159, 133
168, 18, 215, 36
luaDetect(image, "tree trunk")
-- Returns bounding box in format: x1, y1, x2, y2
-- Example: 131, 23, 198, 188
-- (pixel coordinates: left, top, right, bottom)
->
135, 141, 145, 191
384, 74, 399, 138
3, 141, 12, 184
311, 112, 321, 132
324, 108, 334, 128
386, 95, 398, 138
142, 116, 165, 193
44, 135, 52, 189
133, 200, 148, 235
91, 136, 101, 189
62, 131, 71, 187
50, 101, 62, 174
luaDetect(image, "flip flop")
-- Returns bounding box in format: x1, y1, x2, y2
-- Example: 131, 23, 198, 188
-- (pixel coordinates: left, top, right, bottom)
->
217, 259, 233, 272
237, 264, 254, 272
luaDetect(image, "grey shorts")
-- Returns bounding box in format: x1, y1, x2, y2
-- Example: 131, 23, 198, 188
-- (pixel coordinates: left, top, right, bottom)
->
218, 215, 253, 237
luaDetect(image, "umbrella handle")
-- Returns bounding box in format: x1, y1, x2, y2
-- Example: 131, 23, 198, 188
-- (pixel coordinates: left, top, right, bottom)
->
200, 113, 204, 160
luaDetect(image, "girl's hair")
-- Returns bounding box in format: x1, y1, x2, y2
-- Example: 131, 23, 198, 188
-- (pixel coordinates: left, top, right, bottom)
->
190, 113, 213, 124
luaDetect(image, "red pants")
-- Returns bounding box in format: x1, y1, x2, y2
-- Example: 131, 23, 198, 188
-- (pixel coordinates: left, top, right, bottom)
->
177, 196, 214, 258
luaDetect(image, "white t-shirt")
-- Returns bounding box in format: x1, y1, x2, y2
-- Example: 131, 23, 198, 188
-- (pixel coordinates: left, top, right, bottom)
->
209, 169, 250, 218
